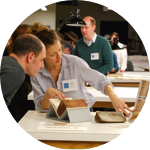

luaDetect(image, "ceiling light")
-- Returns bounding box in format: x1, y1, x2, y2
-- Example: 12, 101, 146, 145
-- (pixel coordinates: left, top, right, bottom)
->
56, 9, 86, 31
66, 9, 86, 26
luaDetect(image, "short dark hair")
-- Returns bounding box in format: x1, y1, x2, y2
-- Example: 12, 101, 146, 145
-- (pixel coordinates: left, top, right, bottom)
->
12, 34, 43, 57
110, 32, 119, 38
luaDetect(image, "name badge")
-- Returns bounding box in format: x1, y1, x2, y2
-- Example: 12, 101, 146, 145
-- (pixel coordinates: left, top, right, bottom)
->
62, 79, 78, 92
91, 53, 99, 60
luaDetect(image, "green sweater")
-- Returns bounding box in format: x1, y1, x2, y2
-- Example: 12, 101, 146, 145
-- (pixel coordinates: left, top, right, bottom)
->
74, 35, 113, 75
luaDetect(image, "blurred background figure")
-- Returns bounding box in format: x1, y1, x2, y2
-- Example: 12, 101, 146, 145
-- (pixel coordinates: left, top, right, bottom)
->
110, 32, 127, 72
103, 34, 119, 73
64, 31, 78, 49
3, 24, 31, 56
28, 22, 49, 35
56, 31, 74, 54
110, 52, 119, 73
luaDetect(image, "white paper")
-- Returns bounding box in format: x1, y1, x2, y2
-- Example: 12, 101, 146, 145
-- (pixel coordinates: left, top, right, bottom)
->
37, 122, 86, 131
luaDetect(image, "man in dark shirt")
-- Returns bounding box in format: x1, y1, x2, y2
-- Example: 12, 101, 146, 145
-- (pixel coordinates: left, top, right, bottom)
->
0, 34, 46, 106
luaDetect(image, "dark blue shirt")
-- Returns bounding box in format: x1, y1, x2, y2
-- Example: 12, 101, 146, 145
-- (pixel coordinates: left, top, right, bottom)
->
112, 51, 119, 72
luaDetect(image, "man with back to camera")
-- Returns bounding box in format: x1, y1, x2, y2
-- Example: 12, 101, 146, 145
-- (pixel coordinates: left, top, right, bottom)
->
0, 34, 46, 106
74, 16, 113, 76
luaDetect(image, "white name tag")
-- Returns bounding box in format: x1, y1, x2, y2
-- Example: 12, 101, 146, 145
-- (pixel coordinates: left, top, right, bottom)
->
62, 79, 78, 92
91, 53, 99, 60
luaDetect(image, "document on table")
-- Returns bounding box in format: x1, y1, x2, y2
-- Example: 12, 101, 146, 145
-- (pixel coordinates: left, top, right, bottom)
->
37, 122, 87, 131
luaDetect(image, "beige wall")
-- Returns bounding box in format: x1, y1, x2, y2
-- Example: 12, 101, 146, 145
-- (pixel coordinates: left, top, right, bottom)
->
22, 3, 56, 30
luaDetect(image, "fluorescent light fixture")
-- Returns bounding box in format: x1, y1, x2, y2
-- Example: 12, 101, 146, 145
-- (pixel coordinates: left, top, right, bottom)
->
41, 6, 47, 11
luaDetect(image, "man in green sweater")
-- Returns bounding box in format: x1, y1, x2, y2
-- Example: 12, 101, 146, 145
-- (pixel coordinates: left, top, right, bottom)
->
74, 16, 113, 76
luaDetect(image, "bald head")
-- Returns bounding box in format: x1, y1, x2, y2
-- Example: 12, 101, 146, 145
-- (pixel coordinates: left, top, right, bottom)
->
81, 16, 96, 41
83, 16, 96, 26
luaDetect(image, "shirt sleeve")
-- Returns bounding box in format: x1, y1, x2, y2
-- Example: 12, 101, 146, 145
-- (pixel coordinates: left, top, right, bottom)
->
76, 57, 113, 94
30, 77, 48, 112
1, 65, 25, 106
120, 48, 127, 70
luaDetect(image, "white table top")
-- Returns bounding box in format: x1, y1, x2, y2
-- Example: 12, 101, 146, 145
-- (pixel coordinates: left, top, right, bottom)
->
87, 87, 138, 102
18, 111, 132, 142
28, 87, 138, 103
138, 64, 150, 71
108, 71, 150, 83
130, 59, 149, 71
128, 55, 148, 60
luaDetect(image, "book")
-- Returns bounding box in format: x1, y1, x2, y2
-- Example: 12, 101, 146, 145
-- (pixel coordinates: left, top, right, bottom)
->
107, 72, 123, 77
50, 98, 88, 118
129, 79, 149, 121
95, 111, 126, 123
46, 98, 92, 123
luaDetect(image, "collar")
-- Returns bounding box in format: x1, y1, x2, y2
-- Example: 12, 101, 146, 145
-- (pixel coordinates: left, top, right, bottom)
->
61, 54, 73, 71
83, 32, 97, 46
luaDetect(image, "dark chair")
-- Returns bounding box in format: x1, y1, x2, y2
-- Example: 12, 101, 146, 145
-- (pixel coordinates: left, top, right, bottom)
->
125, 60, 134, 71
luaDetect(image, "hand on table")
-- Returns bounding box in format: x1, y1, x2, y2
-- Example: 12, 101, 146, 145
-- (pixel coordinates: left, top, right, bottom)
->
110, 68, 116, 73
46, 88, 66, 100
104, 84, 132, 116
120, 70, 125, 73
110, 94, 133, 117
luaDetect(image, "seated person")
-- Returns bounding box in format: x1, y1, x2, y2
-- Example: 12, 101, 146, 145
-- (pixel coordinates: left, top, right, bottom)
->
110, 52, 119, 73
61, 41, 74, 54
29, 27, 132, 116
64, 31, 78, 49
110, 32, 128, 72
56, 31, 74, 54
